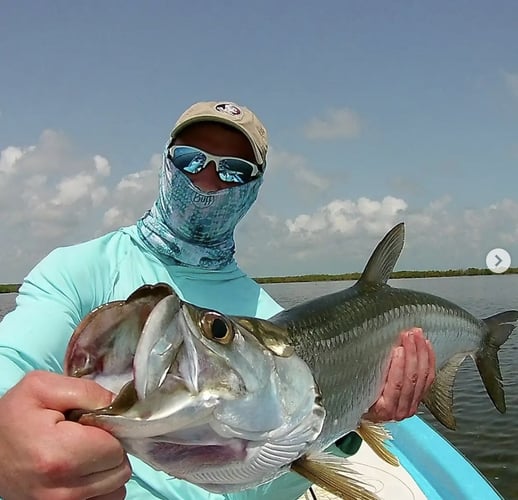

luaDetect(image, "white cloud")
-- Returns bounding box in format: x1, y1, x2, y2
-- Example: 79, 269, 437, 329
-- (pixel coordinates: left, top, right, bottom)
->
101, 153, 160, 231
0, 146, 26, 174
286, 196, 407, 238
237, 193, 518, 278
304, 108, 361, 140
2, 130, 518, 283
94, 155, 111, 176
53, 173, 98, 206
0, 131, 159, 281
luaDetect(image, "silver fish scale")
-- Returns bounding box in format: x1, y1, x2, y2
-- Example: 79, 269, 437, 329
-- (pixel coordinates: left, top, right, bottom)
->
271, 284, 486, 449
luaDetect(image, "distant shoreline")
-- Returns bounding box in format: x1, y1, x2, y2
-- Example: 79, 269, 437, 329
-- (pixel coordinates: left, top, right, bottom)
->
2, 267, 517, 293
254, 267, 518, 284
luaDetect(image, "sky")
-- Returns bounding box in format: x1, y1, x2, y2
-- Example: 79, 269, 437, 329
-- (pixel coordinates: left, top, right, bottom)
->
1, 1, 518, 282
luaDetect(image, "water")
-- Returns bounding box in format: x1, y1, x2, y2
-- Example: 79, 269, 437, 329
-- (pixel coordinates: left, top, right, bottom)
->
1, 276, 517, 499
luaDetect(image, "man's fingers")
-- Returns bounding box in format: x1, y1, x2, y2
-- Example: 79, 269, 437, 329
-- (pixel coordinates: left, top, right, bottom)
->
395, 330, 419, 419
53, 421, 126, 476
409, 329, 430, 412
23, 371, 114, 415
70, 455, 131, 499
424, 339, 436, 392
0, 372, 128, 500
370, 346, 405, 421
365, 328, 437, 423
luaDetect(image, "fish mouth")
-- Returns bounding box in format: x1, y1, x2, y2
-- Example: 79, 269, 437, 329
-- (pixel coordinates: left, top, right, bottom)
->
74, 297, 245, 440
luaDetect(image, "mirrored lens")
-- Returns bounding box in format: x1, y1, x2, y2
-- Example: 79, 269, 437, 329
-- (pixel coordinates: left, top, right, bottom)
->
218, 159, 254, 183
170, 146, 206, 173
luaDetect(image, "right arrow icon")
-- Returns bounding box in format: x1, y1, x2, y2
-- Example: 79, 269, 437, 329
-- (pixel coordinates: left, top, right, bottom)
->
486, 248, 511, 274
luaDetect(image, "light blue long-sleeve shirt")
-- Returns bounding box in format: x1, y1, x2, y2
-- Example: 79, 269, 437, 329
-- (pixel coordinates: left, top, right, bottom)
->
0, 226, 311, 500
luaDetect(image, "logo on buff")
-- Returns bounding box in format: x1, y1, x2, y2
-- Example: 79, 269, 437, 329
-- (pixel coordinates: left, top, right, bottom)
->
191, 192, 215, 208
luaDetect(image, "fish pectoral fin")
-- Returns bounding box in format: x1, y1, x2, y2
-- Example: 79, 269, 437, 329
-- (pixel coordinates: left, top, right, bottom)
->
291, 452, 379, 500
423, 353, 466, 430
356, 420, 399, 466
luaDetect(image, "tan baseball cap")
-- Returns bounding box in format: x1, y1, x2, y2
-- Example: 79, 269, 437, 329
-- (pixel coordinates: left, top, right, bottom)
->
170, 101, 268, 166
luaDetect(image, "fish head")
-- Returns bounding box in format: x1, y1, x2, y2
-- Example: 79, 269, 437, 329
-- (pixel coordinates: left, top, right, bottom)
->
68, 290, 325, 491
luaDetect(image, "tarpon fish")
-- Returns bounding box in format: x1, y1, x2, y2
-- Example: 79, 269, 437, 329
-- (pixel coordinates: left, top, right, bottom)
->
65, 223, 518, 499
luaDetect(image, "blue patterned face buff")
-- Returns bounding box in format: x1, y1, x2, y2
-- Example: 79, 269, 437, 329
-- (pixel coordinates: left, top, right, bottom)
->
137, 149, 263, 269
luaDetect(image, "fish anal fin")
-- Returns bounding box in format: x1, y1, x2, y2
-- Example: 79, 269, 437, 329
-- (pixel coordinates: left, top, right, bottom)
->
357, 223, 405, 288
357, 420, 399, 466
423, 353, 466, 430
291, 452, 379, 500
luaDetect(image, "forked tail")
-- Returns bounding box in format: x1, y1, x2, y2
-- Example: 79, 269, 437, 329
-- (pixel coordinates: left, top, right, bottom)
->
424, 309, 518, 430
476, 310, 518, 413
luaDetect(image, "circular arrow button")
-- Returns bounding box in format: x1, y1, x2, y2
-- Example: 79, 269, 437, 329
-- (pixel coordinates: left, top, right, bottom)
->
486, 248, 511, 274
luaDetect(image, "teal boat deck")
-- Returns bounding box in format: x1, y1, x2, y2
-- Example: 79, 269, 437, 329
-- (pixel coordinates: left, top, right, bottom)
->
300, 416, 501, 499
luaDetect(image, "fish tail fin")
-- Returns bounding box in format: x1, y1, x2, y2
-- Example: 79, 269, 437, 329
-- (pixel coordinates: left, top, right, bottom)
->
477, 310, 518, 413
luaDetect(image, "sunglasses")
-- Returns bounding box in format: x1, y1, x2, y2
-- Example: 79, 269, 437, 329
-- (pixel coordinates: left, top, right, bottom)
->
168, 145, 263, 184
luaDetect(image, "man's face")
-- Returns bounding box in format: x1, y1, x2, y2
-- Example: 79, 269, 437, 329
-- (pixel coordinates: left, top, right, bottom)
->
174, 122, 256, 192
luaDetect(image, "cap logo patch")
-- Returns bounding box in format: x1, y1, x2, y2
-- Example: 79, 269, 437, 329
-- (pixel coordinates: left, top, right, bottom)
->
215, 103, 242, 117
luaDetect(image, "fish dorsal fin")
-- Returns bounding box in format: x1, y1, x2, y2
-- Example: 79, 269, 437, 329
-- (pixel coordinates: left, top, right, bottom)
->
357, 223, 405, 288
234, 317, 294, 357
423, 352, 467, 430
356, 420, 399, 466
291, 451, 378, 500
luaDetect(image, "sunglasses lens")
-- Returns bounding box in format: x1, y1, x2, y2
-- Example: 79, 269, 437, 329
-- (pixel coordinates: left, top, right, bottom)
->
170, 146, 206, 173
218, 159, 256, 184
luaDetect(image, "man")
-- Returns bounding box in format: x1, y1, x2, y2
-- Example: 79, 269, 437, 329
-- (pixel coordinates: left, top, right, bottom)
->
0, 101, 434, 499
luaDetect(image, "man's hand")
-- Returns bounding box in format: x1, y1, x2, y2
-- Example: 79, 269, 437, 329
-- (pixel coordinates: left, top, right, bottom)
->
364, 328, 436, 422
0, 371, 132, 500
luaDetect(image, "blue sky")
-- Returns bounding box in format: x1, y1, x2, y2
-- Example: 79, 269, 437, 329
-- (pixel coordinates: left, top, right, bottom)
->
1, 1, 518, 281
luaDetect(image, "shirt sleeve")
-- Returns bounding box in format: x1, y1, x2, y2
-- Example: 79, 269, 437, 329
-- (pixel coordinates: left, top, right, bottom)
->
0, 245, 103, 394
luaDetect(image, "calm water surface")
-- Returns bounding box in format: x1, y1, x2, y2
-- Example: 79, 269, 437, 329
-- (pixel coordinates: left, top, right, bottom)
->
1, 275, 518, 499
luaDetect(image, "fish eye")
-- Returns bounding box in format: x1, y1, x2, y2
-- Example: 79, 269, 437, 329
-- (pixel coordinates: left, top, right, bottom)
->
200, 312, 234, 344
